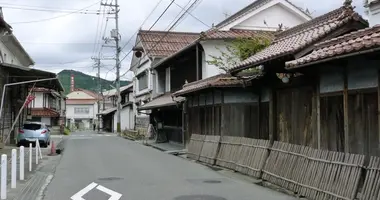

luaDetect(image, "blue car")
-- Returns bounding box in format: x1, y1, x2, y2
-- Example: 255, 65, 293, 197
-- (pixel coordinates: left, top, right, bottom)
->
17, 121, 51, 148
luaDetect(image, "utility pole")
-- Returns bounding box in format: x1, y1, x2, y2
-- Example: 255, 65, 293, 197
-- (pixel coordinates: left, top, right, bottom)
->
101, 0, 121, 134
91, 56, 101, 133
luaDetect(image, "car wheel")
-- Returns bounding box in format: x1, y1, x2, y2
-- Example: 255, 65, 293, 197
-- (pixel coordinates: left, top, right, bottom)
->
40, 142, 47, 148
17, 142, 21, 147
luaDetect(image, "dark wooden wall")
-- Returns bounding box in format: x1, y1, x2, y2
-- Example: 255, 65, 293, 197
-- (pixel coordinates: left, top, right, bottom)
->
348, 91, 379, 156
276, 86, 316, 148
186, 91, 269, 140
320, 95, 344, 152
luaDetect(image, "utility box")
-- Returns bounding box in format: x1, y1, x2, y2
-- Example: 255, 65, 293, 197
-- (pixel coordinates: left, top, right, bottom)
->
111, 29, 118, 38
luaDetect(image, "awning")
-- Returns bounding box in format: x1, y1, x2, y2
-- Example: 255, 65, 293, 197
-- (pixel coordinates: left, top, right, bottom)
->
98, 107, 117, 116
1, 63, 64, 92
138, 93, 185, 111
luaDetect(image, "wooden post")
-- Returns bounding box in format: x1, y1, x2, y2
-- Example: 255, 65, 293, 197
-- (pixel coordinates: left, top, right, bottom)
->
343, 68, 349, 153
258, 89, 261, 138
221, 91, 224, 137
182, 101, 186, 147
269, 88, 276, 144
212, 90, 215, 135
196, 45, 199, 81
378, 69, 380, 153
316, 80, 321, 149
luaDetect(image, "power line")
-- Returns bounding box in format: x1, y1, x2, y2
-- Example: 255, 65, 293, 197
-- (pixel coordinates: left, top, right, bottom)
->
120, 0, 199, 78
165, 0, 193, 31
9, 0, 104, 24
92, 3, 103, 57
21, 42, 103, 45
172, 0, 209, 28
0, 5, 101, 14
118, 0, 207, 64
118, 0, 168, 56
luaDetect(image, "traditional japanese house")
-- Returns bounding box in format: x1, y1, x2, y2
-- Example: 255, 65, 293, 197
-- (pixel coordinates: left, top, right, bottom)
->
176, 3, 368, 147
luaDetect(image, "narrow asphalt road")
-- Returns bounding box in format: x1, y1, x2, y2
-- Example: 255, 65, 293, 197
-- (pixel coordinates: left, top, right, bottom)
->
42, 131, 296, 200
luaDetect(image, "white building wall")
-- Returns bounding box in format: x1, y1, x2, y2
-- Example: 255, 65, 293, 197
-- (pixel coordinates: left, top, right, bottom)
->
65, 104, 95, 120
200, 40, 233, 79
134, 59, 153, 97
0, 40, 23, 66
219, 0, 309, 31
367, 2, 380, 27
33, 92, 44, 108
165, 67, 171, 92
66, 91, 94, 99
233, 3, 306, 31
41, 117, 51, 126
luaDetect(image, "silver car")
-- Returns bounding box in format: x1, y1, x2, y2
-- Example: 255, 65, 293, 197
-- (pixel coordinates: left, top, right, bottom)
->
17, 121, 51, 148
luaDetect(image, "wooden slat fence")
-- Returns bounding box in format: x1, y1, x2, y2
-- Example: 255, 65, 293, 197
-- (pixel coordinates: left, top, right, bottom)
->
262, 141, 365, 200
216, 136, 242, 170
199, 135, 220, 165
361, 156, 380, 200
187, 134, 205, 160
235, 139, 271, 178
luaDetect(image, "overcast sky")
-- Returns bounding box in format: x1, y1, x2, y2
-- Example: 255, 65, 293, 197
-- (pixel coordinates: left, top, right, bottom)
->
1, 0, 366, 81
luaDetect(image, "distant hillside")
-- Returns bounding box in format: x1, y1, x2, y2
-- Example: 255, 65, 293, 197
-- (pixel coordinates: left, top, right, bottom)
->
58, 70, 130, 95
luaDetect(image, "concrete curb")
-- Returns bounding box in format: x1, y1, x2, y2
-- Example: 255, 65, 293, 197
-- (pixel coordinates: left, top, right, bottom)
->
55, 138, 66, 155
121, 135, 136, 141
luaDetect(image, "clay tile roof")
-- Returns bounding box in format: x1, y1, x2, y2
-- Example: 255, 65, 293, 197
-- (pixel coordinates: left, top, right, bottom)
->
200, 28, 274, 40
31, 108, 59, 117
138, 30, 199, 57
173, 74, 254, 96
286, 25, 380, 69
229, 6, 367, 73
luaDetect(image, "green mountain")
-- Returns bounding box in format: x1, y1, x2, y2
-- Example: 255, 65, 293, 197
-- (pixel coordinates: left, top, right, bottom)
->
58, 70, 131, 95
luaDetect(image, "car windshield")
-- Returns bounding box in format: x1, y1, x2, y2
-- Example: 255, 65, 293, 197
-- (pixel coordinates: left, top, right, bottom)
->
23, 124, 42, 130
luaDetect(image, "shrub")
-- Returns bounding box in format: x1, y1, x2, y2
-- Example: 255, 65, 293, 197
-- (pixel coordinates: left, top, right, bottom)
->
63, 128, 70, 135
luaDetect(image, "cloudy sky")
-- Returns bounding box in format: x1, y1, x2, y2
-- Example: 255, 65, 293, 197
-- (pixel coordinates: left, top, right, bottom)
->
1, 0, 366, 81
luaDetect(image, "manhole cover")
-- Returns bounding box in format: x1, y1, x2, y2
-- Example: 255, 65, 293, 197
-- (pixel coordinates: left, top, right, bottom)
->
97, 177, 124, 181
203, 180, 222, 184
174, 195, 226, 200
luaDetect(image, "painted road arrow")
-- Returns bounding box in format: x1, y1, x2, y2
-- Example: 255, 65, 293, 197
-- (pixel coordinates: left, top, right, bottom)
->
71, 182, 122, 200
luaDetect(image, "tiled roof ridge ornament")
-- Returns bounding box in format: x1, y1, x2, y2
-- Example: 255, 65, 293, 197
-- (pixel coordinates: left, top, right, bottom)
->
343, 0, 352, 8
276, 23, 284, 33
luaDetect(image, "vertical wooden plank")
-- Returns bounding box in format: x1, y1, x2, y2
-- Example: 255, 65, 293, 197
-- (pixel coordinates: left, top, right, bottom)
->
196, 44, 199, 81
258, 90, 261, 138
212, 90, 215, 136
343, 68, 349, 153
316, 79, 321, 149
221, 90, 224, 137
198, 94, 201, 135
182, 100, 187, 147
378, 69, 380, 154
269, 88, 276, 144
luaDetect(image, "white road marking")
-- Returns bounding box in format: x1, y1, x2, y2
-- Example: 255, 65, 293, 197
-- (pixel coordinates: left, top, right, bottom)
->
96, 185, 123, 200
71, 182, 122, 200
70, 182, 98, 200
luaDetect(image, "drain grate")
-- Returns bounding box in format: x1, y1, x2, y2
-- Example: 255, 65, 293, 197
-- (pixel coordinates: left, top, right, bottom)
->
97, 177, 124, 181
203, 180, 222, 184
174, 195, 227, 200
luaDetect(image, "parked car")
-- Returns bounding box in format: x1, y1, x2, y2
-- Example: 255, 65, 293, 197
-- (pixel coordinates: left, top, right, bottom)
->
17, 121, 51, 148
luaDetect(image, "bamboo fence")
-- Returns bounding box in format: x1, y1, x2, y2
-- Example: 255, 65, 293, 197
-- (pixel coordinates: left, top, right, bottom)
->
187, 134, 205, 160
262, 141, 365, 200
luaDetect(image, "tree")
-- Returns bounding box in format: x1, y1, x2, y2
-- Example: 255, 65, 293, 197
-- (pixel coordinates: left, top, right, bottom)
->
206, 36, 271, 73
